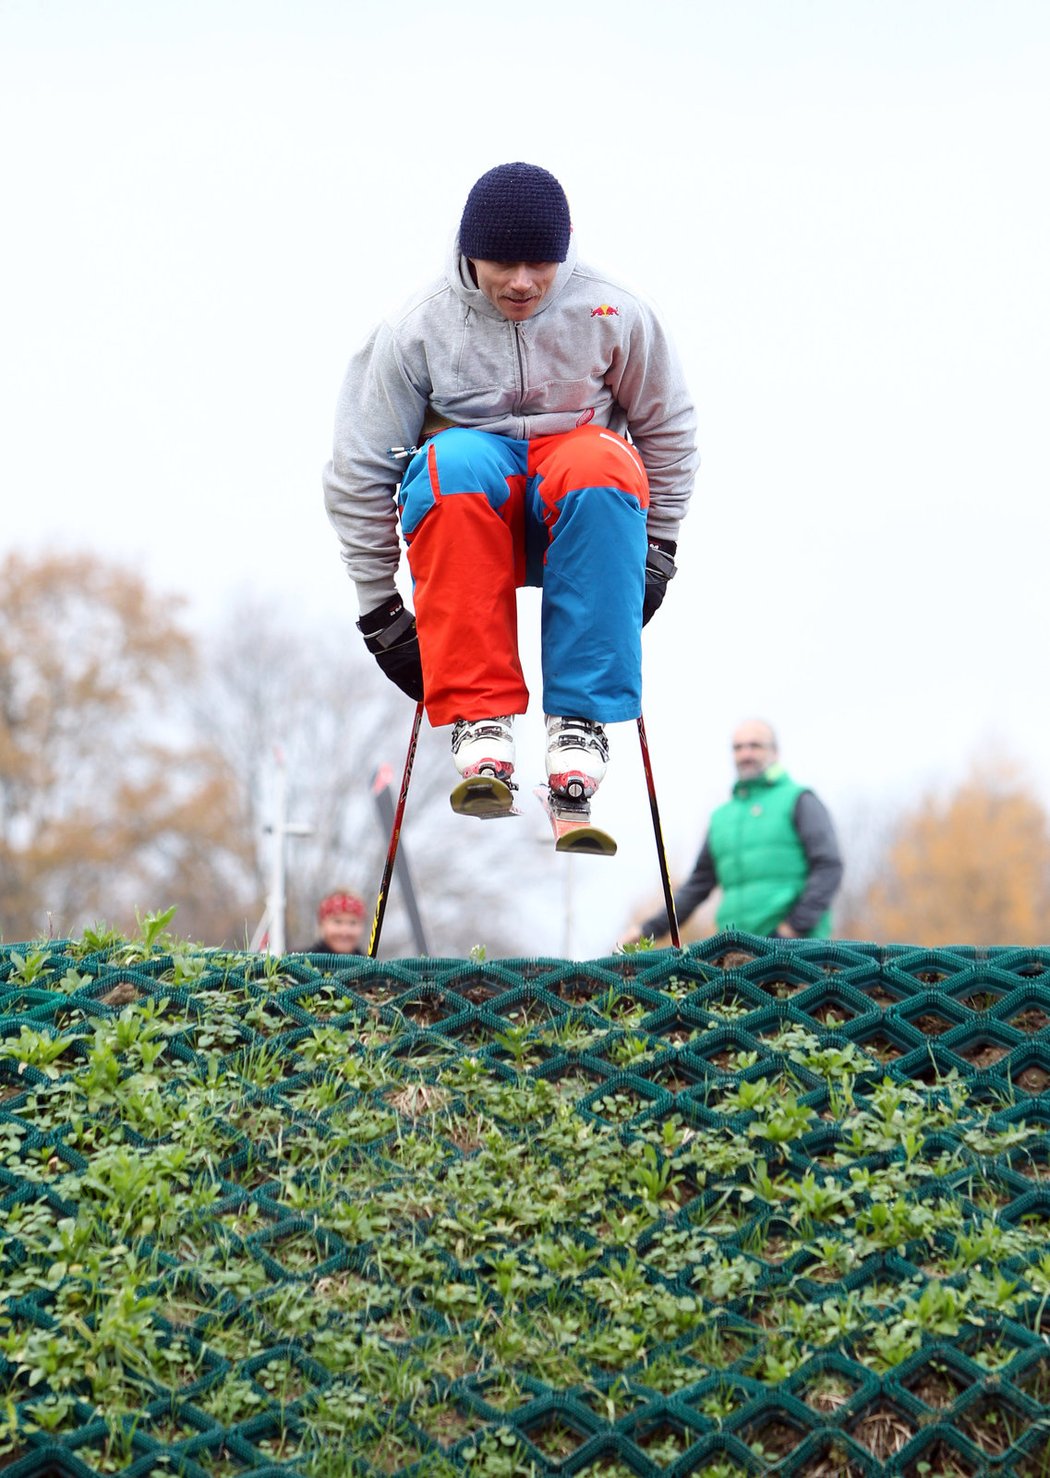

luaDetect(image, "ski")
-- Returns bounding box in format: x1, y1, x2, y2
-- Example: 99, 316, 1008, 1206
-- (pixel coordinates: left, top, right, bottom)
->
535, 786, 617, 856
450, 774, 520, 820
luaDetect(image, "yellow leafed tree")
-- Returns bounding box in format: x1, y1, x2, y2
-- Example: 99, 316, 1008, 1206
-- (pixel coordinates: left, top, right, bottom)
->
0, 550, 252, 942
852, 756, 1050, 946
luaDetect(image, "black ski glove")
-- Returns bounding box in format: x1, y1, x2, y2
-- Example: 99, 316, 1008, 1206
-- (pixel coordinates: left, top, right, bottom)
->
357, 596, 424, 701
642, 538, 677, 626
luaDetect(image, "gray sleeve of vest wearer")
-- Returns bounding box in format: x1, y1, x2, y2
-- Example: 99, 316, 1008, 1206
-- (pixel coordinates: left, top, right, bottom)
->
639, 832, 717, 940
786, 791, 845, 933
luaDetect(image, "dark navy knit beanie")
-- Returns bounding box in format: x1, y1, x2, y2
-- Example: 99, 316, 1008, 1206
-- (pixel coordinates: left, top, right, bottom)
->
459, 162, 571, 263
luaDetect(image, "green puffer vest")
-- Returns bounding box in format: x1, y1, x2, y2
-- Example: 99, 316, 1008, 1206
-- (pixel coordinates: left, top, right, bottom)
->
708, 765, 831, 938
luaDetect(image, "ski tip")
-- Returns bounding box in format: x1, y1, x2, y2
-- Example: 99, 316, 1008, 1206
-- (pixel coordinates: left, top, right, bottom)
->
534, 785, 616, 855
450, 774, 518, 819
555, 830, 618, 857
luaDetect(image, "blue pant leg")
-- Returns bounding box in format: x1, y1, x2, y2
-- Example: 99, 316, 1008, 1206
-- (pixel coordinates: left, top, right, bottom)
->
531, 462, 648, 722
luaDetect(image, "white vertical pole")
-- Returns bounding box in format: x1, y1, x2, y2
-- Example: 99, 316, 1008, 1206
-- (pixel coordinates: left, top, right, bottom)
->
563, 857, 574, 958
265, 746, 288, 956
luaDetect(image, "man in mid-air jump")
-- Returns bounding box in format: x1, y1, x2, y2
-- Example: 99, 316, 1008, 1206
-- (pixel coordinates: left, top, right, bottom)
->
323, 161, 698, 824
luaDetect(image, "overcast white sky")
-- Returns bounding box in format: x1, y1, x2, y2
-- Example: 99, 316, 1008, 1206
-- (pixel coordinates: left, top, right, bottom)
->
3, 0, 1049, 956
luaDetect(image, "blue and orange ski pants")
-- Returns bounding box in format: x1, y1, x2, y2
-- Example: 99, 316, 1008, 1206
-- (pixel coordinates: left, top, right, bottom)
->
397, 424, 650, 728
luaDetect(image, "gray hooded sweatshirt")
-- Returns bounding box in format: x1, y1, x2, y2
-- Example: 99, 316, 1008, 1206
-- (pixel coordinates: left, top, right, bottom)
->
323, 235, 699, 616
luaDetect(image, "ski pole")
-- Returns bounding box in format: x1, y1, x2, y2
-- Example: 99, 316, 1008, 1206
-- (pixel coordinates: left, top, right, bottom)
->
636, 712, 681, 948
368, 699, 424, 959
371, 764, 429, 955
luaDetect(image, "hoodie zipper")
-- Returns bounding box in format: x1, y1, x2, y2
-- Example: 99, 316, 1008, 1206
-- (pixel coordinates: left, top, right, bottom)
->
512, 322, 526, 429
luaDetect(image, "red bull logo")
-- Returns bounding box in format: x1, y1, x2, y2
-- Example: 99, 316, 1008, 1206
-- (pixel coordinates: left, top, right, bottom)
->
590, 303, 620, 317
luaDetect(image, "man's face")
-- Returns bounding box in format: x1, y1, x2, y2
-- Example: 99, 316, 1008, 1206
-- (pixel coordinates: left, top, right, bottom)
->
470, 259, 559, 321
320, 911, 364, 953
731, 722, 777, 781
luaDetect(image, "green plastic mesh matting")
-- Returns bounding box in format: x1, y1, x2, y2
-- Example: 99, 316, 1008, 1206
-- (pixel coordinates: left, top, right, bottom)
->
4, 932, 1050, 1477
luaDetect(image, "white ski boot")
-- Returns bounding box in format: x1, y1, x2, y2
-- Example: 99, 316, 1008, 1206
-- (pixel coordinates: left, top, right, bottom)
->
451, 716, 516, 783
544, 715, 609, 801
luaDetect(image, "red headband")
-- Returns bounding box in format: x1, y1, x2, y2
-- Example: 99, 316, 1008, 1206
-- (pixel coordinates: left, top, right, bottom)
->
318, 892, 365, 922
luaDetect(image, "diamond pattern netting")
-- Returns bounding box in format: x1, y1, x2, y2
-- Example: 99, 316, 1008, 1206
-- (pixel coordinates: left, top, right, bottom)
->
3, 932, 1050, 1475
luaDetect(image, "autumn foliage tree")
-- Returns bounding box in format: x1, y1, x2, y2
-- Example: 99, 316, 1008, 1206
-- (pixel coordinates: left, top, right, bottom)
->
0, 553, 543, 955
843, 756, 1050, 946
0, 551, 252, 942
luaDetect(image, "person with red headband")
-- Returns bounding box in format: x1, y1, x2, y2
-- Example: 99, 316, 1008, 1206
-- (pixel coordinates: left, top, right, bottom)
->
323, 161, 698, 818
308, 890, 366, 955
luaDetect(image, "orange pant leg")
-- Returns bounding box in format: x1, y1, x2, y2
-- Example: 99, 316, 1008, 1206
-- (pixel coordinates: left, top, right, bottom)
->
399, 431, 530, 727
